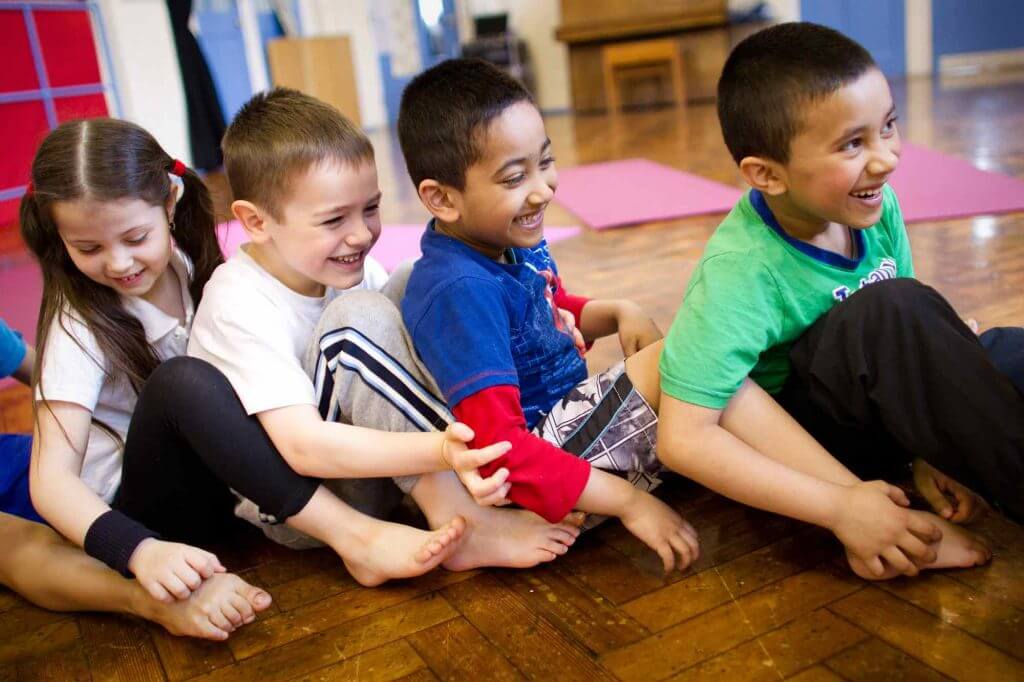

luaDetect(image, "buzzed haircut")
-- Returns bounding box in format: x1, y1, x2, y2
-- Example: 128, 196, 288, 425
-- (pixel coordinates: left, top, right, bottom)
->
222, 88, 374, 219
717, 22, 877, 164
397, 58, 534, 190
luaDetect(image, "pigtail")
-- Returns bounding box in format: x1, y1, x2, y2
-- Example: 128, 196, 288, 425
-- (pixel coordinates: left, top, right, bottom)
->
168, 163, 222, 304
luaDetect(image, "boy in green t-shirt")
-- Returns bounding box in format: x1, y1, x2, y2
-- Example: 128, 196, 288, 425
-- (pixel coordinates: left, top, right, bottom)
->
659, 22, 1024, 580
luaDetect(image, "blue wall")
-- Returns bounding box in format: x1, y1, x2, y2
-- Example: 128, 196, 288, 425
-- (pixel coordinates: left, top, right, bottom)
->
932, 0, 1024, 70
801, 0, 906, 77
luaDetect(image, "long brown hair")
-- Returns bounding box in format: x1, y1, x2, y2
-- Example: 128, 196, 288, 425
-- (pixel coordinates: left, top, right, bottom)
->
20, 118, 223, 404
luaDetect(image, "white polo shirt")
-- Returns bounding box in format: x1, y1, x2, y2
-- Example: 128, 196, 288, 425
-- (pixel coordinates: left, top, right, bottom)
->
36, 249, 194, 503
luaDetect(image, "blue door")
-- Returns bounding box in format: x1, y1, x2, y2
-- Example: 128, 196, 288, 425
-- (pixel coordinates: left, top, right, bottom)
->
194, 0, 253, 122
801, 0, 906, 76
379, 0, 460, 124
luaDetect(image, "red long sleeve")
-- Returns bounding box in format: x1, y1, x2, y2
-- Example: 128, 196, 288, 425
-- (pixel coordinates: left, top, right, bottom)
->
454, 385, 591, 523
552, 275, 589, 328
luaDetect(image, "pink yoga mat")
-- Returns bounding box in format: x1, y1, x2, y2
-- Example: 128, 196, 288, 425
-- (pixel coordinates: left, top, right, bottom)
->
889, 143, 1024, 223
0, 261, 42, 389
218, 221, 582, 271
554, 158, 743, 230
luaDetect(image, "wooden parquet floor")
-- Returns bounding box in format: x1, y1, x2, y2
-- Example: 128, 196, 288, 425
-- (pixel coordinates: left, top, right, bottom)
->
2, 73, 1024, 680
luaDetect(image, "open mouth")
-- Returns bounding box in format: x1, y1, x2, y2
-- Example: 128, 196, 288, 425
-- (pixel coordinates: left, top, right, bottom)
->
514, 209, 544, 229
850, 185, 884, 202
329, 251, 364, 267
113, 269, 145, 286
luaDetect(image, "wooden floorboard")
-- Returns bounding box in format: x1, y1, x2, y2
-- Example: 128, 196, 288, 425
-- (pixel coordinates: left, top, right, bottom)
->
2, 72, 1024, 679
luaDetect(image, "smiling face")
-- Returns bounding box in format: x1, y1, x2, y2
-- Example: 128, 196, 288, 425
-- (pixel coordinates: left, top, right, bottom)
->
254, 158, 382, 296
54, 196, 175, 299
442, 101, 557, 259
768, 68, 901, 236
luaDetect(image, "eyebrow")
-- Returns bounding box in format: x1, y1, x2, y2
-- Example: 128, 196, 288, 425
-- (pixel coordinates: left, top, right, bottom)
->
835, 105, 897, 143
312, 191, 383, 218
493, 138, 552, 177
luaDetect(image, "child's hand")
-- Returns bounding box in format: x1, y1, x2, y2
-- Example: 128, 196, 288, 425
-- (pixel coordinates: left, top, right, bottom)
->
912, 458, 989, 524
441, 423, 513, 507
830, 481, 941, 578
619, 491, 700, 573
615, 302, 662, 357
558, 308, 587, 354
128, 538, 225, 603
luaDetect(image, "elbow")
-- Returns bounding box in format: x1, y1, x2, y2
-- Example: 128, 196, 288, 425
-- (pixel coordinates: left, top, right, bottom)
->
656, 422, 705, 473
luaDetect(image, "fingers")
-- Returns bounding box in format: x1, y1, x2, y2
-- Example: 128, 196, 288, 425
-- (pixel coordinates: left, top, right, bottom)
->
668, 532, 696, 570
896, 532, 937, 565
163, 573, 192, 601
461, 441, 512, 469
176, 564, 203, 592
864, 555, 886, 578
881, 547, 918, 577
145, 579, 174, 604
882, 483, 910, 507
474, 481, 512, 507
446, 422, 475, 443
654, 541, 675, 574
677, 522, 701, 563
185, 550, 222, 579
906, 513, 942, 543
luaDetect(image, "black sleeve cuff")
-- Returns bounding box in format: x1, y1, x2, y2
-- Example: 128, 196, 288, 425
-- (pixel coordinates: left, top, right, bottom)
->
83, 510, 160, 577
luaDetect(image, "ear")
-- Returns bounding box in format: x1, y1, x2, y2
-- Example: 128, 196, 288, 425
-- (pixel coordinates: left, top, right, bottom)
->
164, 185, 178, 223
231, 200, 270, 243
738, 156, 789, 196
416, 179, 461, 224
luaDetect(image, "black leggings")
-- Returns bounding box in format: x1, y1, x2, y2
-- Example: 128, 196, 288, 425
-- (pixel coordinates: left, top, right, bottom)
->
112, 357, 319, 542
777, 278, 1024, 521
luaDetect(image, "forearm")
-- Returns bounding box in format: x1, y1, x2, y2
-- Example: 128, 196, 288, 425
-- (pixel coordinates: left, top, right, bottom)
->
276, 419, 448, 477
573, 467, 644, 517
660, 422, 846, 528
30, 460, 112, 547
577, 300, 624, 340
13, 346, 34, 386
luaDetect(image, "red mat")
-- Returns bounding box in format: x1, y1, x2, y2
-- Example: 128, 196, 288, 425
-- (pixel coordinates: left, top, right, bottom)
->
217, 221, 582, 271
889, 143, 1024, 223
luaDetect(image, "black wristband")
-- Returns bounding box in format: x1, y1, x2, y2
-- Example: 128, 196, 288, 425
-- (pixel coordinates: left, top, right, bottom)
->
83, 509, 160, 577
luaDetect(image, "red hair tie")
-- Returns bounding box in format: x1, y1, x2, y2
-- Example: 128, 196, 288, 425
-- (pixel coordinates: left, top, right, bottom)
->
170, 159, 186, 177
25, 181, 34, 196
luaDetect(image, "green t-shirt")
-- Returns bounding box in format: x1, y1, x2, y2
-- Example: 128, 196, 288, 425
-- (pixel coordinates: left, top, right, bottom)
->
660, 185, 914, 409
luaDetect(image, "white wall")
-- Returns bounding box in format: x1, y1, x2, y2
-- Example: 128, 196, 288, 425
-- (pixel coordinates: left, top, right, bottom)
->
464, 0, 571, 111
295, 0, 388, 129
96, 0, 191, 164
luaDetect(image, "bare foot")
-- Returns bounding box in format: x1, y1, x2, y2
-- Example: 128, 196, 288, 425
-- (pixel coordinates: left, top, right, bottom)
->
141, 573, 272, 641
846, 511, 991, 581
442, 506, 581, 571
341, 516, 466, 587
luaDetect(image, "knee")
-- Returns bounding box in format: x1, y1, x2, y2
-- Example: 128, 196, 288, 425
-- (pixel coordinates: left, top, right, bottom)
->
147, 356, 232, 397
317, 292, 405, 344
0, 515, 60, 583
840, 278, 947, 327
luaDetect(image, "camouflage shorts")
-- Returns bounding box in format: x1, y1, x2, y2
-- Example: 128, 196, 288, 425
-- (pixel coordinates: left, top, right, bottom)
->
533, 361, 662, 497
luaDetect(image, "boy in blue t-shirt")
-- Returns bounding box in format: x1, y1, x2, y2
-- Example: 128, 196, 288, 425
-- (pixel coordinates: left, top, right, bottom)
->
0, 317, 37, 522
660, 23, 1022, 580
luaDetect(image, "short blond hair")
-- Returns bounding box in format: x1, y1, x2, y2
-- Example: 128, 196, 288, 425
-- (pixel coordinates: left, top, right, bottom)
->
222, 88, 374, 219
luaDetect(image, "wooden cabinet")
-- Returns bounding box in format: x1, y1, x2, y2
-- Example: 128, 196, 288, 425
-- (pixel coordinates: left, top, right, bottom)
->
266, 36, 361, 126
556, 0, 732, 112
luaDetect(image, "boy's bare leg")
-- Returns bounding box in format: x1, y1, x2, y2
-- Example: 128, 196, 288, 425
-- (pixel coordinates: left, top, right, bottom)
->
0, 513, 271, 640
624, 340, 990, 575
409, 471, 583, 571
284, 485, 465, 586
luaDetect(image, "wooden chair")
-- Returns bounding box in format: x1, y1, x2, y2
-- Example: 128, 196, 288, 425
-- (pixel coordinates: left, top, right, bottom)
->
601, 37, 686, 113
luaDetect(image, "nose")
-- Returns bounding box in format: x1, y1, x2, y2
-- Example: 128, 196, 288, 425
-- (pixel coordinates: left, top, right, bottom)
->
867, 139, 900, 177
106, 247, 134, 275
344, 214, 375, 249
529, 173, 556, 206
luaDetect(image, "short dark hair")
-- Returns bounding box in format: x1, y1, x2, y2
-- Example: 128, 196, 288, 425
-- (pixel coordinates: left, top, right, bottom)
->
398, 58, 534, 189
222, 88, 374, 219
717, 22, 877, 164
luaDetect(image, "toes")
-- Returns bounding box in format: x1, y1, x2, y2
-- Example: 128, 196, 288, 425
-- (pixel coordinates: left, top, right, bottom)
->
244, 586, 272, 611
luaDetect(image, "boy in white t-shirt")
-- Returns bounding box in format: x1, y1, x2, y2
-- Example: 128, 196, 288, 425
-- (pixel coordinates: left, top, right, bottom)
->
189, 89, 583, 576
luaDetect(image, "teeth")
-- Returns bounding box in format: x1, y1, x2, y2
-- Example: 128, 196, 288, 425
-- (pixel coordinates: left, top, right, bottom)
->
515, 211, 543, 227
332, 253, 361, 264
